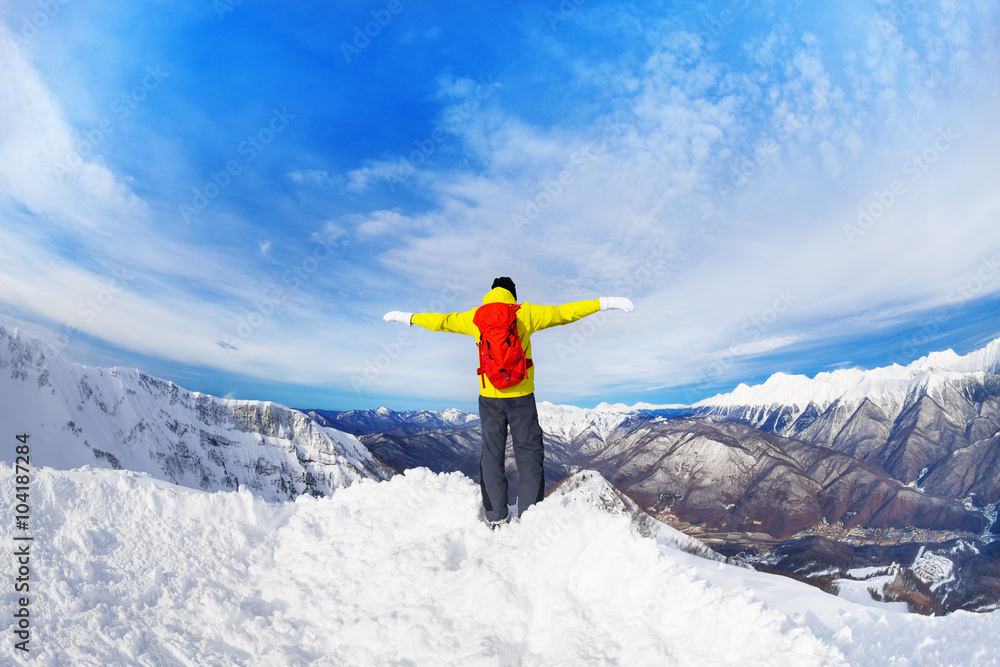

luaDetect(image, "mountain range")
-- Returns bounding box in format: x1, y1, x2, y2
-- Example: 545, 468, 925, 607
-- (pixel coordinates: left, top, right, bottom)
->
312, 402, 991, 540
0, 324, 392, 501
690, 338, 1000, 512
313, 338, 1000, 538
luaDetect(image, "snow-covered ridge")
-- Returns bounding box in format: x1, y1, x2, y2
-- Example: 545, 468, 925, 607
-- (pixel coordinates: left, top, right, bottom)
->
319, 402, 658, 443
368, 405, 479, 428
549, 470, 735, 565
0, 325, 391, 500
696, 335, 1000, 411
536, 401, 645, 442
593, 401, 690, 411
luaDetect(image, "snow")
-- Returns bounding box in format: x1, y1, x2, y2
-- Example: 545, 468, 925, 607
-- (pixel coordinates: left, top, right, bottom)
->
917, 338, 1000, 375
846, 566, 892, 579
550, 470, 735, 565
833, 576, 909, 613
3, 465, 998, 666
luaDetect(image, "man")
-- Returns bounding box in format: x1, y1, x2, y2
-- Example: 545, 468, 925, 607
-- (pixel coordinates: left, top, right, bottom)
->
383, 277, 634, 528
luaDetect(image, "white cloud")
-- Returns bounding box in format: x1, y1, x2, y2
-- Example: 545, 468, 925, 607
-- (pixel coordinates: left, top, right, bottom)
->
345, 160, 414, 193
286, 169, 335, 187
0, 25, 364, 388
731, 336, 806, 358
0, 24, 147, 231
345, 210, 414, 238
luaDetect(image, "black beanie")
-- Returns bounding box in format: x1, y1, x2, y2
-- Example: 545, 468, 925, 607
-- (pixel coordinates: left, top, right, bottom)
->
491, 277, 516, 301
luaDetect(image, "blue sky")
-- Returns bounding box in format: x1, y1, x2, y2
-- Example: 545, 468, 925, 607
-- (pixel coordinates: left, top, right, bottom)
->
1, 0, 998, 412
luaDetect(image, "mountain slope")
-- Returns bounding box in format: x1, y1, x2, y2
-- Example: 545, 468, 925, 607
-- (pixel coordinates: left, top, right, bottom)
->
692, 337, 1000, 506
305, 406, 479, 436
595, 419, 986, 539
0, 325, 391, 500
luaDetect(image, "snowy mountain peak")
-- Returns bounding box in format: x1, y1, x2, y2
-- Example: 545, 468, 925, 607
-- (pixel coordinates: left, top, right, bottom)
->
696, 335, 1000, 412
912, 336, 1000, 374
536, 401, 644, 442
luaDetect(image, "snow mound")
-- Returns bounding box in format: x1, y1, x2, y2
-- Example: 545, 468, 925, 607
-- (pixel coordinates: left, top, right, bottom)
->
548, 470, 737, 565
4, 465, 999, 666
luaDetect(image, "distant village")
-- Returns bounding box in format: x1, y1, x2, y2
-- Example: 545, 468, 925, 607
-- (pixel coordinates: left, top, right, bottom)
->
792, 520, 977, 547
651, 504, 977, 548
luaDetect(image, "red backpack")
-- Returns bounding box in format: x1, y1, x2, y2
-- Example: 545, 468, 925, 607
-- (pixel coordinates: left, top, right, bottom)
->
473, 302, 533, 389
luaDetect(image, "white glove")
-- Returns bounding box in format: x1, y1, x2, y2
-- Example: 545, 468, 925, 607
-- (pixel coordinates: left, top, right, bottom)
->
382, 311, 413, 326
599, 297, 634, 312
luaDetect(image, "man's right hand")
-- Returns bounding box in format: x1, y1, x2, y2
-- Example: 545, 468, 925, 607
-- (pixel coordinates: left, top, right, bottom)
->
599, 297, 635, 312
383, 311, 413, 325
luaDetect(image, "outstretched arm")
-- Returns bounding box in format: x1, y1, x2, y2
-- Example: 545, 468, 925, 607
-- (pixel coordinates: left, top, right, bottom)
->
383, 309, 478, 336
411, 310, 477, 335
521, 297, 634, 333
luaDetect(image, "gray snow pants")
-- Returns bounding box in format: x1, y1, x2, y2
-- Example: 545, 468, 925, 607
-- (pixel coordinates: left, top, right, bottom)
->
478, 393, 545, 522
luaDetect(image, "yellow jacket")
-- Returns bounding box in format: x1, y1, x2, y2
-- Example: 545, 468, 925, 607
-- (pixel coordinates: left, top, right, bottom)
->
411, 287, 601, 398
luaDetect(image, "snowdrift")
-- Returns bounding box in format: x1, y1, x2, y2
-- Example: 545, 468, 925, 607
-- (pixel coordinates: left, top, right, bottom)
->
2, 465, 997, 666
